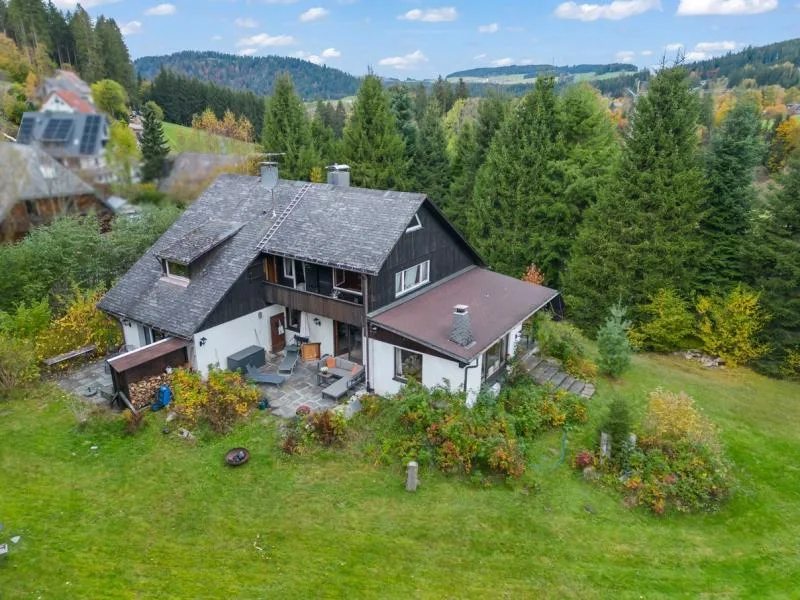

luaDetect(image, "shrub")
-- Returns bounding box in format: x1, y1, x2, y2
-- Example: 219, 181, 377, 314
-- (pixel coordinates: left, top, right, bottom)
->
35, 287, 122, 367
501, 382, 588, 438
599, 396, 632, 462
573, 449, 596, 469
121, 409, 146, 435
0, 335, 39, 399
781, 349, 800, 380
536, 313, 597, 379
170, 367, 259, 434
0, 298, 51, 340
641, 388, 717, 448
597, 303, 632, 378
308, 410, 347, 446
630, 289, 695, 352
696, 284, 770, 367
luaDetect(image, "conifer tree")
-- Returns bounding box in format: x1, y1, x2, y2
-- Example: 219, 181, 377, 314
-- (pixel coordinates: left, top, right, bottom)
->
749, 156, 800, 375
413, 82, 428, 122
412, 101, 451, 207
262, 74, 316, 181
432, 75, 454, 113
455, 77, 469, 101
699, 99, 762, 291
94, 16, 137, 99
474, 91, 507, 166
564, 66, 706, 330
342, 74, 407, 189
445, 121, 478, 232
310, 107, 338, 167
69, 6, 101, 82
389, 84, 417, 159
332, 100, 346, 138
466, 75, 562, 279
140, 103, 169, 182
597, 303, 633, 378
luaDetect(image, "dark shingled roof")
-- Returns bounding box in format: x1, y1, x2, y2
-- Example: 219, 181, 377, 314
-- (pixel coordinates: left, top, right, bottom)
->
157, 220, 244, 265
263, 185, 425, 275
370, 267, 560, 363
99, 174, 428, 338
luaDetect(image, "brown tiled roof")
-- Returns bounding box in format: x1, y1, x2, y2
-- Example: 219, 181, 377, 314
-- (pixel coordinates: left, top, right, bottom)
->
369, 267, 559, 363
52, 90, 96, 114
107, 337, 189, 372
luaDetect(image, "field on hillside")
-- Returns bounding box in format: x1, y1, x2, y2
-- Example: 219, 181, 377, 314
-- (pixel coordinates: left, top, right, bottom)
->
1, 354, 799, 598
162, 122, 259, 156
449, 71, 637, 85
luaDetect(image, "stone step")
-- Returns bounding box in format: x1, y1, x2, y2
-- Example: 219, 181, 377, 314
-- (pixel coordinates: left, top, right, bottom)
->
581, 383, 596, 398
568, 379, 586, 395
558, 375, 576, 392
535, 363, 560, 385
549, 371, 568, 388
530, 360, 551, 381
524, 356, 543, 371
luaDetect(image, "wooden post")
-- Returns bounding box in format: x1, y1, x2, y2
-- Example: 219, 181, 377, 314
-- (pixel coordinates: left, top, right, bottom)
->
600, 432, 611, 462
406, 461, 418, 492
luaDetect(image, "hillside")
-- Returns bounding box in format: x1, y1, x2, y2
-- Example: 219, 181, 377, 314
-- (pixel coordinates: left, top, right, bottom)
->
448, 62, 638, 81
135, 51, 360, 101
686, 37, 800, 88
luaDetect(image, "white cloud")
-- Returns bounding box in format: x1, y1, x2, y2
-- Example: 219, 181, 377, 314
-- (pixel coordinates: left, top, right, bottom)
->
519, 58, 537, 65
491, 57, 514, 66
378, 49, 428, 70
478, 22, 500, 33
641, 49, 654, 56
211, 35, 223, 41
300, 7, 330, 22
321, 47, 341, 58
616, 50, 637, 62
239, 48, 258, 56
684, 51, 709, 60
119, 20, 142, 35
144, 3, 176, 16
694, 40, 739, 52
398, 7, 458, 22
473, 53, 487, 60
554, 0, 660, 21
677, 0, 777, 15
665, 42, 684, 51
236, 33, 296, 47
234, 17, 259, 28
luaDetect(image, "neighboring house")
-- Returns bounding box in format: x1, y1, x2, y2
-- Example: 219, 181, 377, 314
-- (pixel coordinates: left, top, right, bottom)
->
98, 165, 560, 402
787, 104, 800, 116
0, 144, 110, 242
39, 70, 93, 104
15, 112, 114, 185
40, 89, 97, 115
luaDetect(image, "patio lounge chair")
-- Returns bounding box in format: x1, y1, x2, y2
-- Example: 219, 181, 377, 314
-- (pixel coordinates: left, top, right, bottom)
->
278, 347, 299, 375
246, 364, 286, 386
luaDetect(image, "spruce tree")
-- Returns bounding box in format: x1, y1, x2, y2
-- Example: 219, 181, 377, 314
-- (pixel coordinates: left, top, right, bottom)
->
262, 74, 316, 181
140, 103, 169, 182
413, 82, 428, 122
699, 99, 762, 292
389, 84, 417, 159
749, 156, 800, 375
432, 75, 454, 113
455, 77, 469, 101
466, 75, 562, 279
342, 74, 408, 189
94, 16, 137, 100
332, 100, 346, 138
412, 101, 451, 207
564, 67, 705, 330
445, 121, 479, 232
474, 91, 507, 166
69, 6, 101, 82
597, 303, 633, 378
310, 108, 338, 167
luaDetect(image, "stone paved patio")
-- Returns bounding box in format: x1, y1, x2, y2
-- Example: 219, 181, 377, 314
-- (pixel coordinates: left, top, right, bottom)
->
253, 353, 365, 419
55, 359, 113, 405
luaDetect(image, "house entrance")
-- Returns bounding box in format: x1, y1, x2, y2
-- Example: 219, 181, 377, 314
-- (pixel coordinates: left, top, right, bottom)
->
334, 321, 362, 363
270, 313, 286, 353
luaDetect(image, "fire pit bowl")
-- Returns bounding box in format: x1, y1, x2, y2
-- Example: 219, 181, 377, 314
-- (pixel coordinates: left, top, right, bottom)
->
225, 447, 250, 467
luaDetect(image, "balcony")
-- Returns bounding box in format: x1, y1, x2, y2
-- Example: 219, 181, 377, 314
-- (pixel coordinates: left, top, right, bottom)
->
263, 282, 364, 327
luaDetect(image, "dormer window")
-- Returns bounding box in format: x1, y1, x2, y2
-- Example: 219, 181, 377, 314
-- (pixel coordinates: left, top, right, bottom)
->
163, 260, 190, 284
405, 213, 422, 233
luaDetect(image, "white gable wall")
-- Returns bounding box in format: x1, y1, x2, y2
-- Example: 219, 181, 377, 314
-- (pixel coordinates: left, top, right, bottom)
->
41, 94, 75, 113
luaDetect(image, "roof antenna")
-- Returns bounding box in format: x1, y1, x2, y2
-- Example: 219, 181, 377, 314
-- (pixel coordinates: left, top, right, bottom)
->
260, 152, 284, 219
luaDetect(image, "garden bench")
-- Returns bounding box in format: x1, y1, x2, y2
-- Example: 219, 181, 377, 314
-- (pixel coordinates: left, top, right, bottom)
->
42, 344, 97, 367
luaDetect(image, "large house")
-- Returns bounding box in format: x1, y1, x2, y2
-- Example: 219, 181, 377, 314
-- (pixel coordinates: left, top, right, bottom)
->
98, 165, 560, 401
40, 89, 97, 115
15, 111, 113, 185
38, 70, 93, 105
0, 144, 110, 242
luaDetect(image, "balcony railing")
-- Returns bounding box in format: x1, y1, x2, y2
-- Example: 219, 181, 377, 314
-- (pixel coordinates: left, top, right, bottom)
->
263, 282, 364, 327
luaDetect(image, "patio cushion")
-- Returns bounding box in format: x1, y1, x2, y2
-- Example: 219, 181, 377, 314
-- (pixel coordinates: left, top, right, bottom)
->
326, 356, 336, 369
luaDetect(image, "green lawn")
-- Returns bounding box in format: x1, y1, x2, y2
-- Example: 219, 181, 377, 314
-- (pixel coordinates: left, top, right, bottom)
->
1, 354, 799, 598
162, 122, 259, 156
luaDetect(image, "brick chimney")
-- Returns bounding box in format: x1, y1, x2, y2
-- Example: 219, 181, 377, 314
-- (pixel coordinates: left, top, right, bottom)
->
449, 305, 474, 347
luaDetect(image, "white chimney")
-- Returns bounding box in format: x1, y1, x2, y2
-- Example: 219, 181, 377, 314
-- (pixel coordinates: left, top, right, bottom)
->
449, 305, 474, 347
260, 161, 278, 190
326, 164, 351, 187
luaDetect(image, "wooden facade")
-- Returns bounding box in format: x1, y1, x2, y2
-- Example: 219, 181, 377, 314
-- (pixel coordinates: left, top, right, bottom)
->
200, 259, 268, 330
264, 283, 364, 327
369, 203, 477, 311
1, 193, 110, 243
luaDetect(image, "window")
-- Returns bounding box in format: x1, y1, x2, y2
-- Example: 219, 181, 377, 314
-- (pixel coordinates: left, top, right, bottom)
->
283, 257, 295, 283
334, 268, 363, 295
482, 335, 509, 381
394, 260, 430, 297
405, 213, 422, 233
285, 308, 301, 332
164, 260, 189, 281
394, 347, 423, 382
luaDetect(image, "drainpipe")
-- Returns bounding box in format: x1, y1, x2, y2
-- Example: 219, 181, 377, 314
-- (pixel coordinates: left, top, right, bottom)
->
363, 274, 373, 393
463, 357, 479, 394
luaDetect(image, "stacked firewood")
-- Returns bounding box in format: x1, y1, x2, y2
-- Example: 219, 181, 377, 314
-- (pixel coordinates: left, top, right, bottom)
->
128, 374, 172, 410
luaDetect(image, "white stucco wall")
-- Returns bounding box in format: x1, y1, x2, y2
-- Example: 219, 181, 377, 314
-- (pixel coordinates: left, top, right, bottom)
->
286, 312, 335, 357
192, 308, 273, 376
369, 339, 484, 402
121, 320, 144, 349
507, 323, 524, 357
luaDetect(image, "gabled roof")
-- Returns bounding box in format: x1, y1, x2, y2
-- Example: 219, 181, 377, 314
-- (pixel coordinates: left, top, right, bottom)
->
46, 90, 96, 114
157, 220, 244, 265
262, 184, 426, 275
16, 112, 109, 158
0, 144, 95, 219
370, 267, 560, 363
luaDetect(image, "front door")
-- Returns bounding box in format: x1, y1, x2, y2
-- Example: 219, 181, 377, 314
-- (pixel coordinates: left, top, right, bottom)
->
334, 321, 363, 362
270, 313, 286, 352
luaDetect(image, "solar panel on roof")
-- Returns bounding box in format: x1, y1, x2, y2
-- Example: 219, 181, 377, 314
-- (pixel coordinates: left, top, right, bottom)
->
79, 115, 101, 154
41, 118, 73, 143
16, 117, 34, 144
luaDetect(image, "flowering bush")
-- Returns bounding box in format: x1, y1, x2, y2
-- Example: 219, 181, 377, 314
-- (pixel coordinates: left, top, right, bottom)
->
281, 408, 347, 453
573, 449, 596, 469
629, 288, 695, 352
170, 368, 259, 434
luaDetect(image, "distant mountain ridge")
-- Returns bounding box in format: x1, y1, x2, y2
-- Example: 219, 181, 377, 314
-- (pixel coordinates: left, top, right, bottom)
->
685, 38, 800, 88
134, 51, 360, 100
447, 63, 638, 80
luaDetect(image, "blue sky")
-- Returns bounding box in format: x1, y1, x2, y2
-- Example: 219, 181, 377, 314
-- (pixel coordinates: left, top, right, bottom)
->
55, 1, 798, 78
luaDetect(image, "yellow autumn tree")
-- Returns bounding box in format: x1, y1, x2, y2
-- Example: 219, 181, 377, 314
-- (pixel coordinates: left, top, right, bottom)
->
768, 117, 800, 173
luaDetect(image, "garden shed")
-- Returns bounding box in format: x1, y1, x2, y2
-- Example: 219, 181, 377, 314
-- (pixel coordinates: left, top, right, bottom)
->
107, 338, 189, 400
